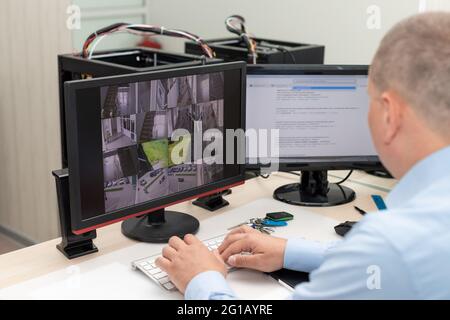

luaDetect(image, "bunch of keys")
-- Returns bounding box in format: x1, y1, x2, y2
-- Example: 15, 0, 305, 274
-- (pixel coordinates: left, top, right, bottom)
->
250, 218, 275, 234
228, 218, 286, 234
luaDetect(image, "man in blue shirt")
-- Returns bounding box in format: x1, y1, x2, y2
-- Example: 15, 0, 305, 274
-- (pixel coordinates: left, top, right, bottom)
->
155, 12, 450, 299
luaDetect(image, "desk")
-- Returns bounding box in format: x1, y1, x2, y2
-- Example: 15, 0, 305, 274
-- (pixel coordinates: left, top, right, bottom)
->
0, 171, 395, 299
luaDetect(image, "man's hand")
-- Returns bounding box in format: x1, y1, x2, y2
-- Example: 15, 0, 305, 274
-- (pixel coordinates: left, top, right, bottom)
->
218, 225, 288, 272
155, 234, 227, 293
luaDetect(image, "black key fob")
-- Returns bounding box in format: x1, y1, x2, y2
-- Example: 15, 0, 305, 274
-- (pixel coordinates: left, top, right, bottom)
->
334, 221, 357, 237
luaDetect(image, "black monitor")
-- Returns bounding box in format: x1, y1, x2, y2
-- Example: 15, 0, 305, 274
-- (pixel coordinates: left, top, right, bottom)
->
246, 64, 381, 207
58, 48, 223, 169
63, 62, 246, 242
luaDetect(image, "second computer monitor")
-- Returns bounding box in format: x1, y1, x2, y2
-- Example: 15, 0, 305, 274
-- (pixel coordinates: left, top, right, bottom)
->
246, 65, 381, 206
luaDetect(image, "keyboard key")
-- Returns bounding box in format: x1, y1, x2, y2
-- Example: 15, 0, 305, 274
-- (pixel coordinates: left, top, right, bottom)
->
148, 268, 161, 275
163, 282, 176, 290
144, 265, 154, 270
139, 261, 148, 267
158, 276, 170, 285
153, 272, 167, 280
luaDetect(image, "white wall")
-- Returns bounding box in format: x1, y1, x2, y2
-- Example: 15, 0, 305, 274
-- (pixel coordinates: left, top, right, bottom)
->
147, 0, 449, 64
71, 0, 150, 51
0, 0, 72, 243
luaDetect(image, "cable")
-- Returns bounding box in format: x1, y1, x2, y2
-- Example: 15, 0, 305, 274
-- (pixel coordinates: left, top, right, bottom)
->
256, 170, 352, 183
280, 48, 297, 64
259, 173, 270, 179
247, 169, 271, 179
82, 22, 215, 59
82, 22, 128, 58
225, 15, 258, 64
285, 170, 352, 183
335, 170, 353, 185
259, 41, 297, 64
87, 34, 108, 59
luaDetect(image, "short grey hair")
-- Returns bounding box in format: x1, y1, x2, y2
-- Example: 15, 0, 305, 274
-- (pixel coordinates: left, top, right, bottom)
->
370, 12, 450, 137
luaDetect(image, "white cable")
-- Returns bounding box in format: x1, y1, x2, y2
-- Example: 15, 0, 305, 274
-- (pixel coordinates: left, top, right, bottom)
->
86, 23, 213, 59
87, 28, 129, 59
88, 34, 107, 59
87, 24, 129, 58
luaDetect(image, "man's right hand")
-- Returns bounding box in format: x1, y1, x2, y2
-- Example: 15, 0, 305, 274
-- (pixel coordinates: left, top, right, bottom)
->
218, 225, 287, 272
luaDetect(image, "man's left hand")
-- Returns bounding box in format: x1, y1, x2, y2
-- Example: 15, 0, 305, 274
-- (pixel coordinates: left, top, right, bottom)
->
155, 234, 228, 293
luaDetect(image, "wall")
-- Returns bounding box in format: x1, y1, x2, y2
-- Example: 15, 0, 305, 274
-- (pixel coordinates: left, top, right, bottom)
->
0, 0, 151, 244
147, 0, 449, 64
71, 0, 150, 51
0, 0, 72, 243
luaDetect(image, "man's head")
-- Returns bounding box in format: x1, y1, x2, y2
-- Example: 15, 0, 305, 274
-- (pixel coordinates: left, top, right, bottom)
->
368, 12, 450, 178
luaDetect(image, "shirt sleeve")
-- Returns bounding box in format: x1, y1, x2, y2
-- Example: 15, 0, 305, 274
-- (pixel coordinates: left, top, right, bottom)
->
184, 238, 337, 300
184, 271, 236, 300
291, 217, 416, 299
283, 238, 339, 272
187, 215, 416, 300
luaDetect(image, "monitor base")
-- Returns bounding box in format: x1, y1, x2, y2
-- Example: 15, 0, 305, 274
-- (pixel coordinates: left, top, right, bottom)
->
52, 169, 99, 259
121, 209, 199, 243
193, 190, 231, 211
56, 240, 98, 260
365, 169, 393, 179
273, 170, 356, 207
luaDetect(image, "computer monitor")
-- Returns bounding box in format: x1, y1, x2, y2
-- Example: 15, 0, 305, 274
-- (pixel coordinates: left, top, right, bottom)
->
246, 64, 381, 207
63, 62, 246, 242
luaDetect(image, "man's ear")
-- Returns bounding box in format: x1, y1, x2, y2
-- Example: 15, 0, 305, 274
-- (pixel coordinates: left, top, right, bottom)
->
380, 90, 404, 145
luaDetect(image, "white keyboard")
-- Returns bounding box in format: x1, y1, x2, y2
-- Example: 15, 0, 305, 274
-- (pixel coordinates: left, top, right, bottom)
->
132, 234, 234, 291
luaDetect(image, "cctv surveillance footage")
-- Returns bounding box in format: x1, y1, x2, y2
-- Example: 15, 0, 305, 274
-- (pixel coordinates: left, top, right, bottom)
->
101, 73, 226, 213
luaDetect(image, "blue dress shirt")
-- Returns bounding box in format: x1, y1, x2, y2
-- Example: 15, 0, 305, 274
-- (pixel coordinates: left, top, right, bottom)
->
185, 146, 450, 299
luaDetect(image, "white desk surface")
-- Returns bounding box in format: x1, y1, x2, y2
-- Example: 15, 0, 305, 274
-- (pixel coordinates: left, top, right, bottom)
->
0, 171, 395, 299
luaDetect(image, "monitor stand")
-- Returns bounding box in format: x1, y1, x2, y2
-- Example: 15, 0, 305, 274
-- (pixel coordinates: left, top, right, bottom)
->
121, 208, 199, 243
273, 170, 355, 207
366, 169, 393, 179
192, 189, 231, 211
52, 169, 98, 259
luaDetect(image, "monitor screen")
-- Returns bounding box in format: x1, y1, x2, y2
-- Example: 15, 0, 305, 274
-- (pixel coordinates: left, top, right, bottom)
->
101, 74, 226, 213
64, 62, 245, 232
246, 65, 379, 169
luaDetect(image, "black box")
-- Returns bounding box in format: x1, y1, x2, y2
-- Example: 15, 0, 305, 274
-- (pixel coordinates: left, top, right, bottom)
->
58, 47, 222, 168
185, 37, 325, 64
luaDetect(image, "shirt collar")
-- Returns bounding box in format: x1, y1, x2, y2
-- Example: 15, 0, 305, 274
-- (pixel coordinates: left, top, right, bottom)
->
387, 145, 450, 208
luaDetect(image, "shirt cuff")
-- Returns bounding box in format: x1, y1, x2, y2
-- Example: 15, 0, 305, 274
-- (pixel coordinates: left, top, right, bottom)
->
185, 271, 236, 300
283, 238, 329, 273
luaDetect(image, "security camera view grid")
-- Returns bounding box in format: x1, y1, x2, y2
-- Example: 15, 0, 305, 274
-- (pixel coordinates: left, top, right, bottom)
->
101, 73, 225, 213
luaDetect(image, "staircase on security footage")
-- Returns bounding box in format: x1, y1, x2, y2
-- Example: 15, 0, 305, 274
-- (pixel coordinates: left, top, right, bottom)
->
117, 147, 138, 178
102, 85, 120, 119
139, 112, 156, 142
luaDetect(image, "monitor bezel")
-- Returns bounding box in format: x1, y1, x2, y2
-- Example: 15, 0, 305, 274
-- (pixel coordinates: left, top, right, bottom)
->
245, 64, 382, 172
64, 61, 246, 234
